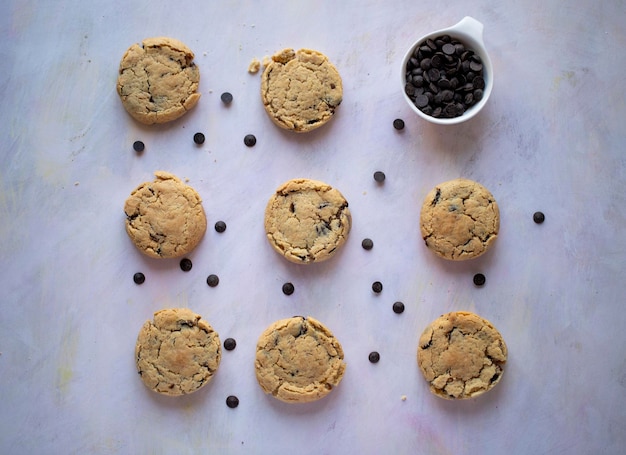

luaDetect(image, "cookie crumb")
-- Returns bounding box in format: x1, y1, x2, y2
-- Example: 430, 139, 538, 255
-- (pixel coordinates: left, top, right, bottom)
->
262, 55, 271, 68
401, 395, 407, 401
248, 58, 261, 73
74, 181, 80, 186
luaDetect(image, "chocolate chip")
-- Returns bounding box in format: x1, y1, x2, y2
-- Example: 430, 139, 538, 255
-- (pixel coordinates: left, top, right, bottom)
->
473, 273, 486, 286
133, 141, 145, 152
372, 281, 383, 293
214, 221, 227, 233
392, 301, 405, 314
368, 351, 380, 363
207, 274, 220, 287
133, 272, 145, 285
190, 132, 204, 145
442, 43, 456, 55
224, 338, 237, 351
282, 282, 295, 296
373, 171, 386, 183
361, 238, 374, 250
393, 118, 405, 130
243, 134, 256, 147
533, 211, 545, 224
226, 395, 239, 408
180, 258, 192, 272
221, 92, 233, 104
414, 94, 429, 108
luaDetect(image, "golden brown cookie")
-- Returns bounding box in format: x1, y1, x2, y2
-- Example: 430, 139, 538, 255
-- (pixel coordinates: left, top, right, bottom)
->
255, 316, 346, 403
420, 178, 499, 260
117, 37, 200, 124
417, 311, 507, 399
264, 178, 351, 264
261, 48, 343, 132
135, 308, 221, 396
124, 171, 207, 258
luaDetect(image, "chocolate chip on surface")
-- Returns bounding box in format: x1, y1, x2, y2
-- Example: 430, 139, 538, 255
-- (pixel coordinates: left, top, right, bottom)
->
221, 92, 233, 104
282, 282, 295, 296
207, 274, 220, 287
133, 141, 145, 152
373, 171, 386, 183
393, 301, 405, 314
193, 132, 205, 144
368, 351, 380, 363
244, 134, 256, 147
372, 281, 383, 293
133, 272, 145, 285
224, 338, 237, 351
393, 118, 405, 130
179, 258, 193, 272
226, 395, 239, 408
361, 238, 374, 250
215, 221, 227, 233
473, 273, 486, 286
533, 211, 545, 224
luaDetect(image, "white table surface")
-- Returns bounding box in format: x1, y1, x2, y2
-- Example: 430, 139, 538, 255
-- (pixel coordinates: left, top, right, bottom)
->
1, 1, 625, 454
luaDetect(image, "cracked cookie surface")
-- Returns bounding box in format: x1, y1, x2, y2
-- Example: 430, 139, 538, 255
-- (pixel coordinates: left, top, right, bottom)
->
261, 48, 343, 132
117, 37, 200, 124
255, 316, 346, 403
135, 308, 221, 396
264, 178, 351, 264
124, 171, 207, 259
420, 178, 499, 260
417, 311, 507, 399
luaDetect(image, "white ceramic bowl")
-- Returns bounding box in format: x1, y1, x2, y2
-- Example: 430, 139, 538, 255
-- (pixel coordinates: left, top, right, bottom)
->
401, 16, 493, 125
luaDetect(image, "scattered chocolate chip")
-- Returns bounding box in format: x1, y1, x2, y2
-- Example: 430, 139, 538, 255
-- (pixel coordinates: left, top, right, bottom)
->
193, 132, 205, 144
207, 274, 220, 287
224, 338, 237, 351
392, 301, 405, 314
372, 281, 383, 293
368, 351, 380, 363
133, 272, 145, 285
361, 238, 374, 250
226, 395, 239, 408
221, 92, 233, 104
179, 258, 193, 272
393, 118, 405, 130
215, 221, 227, 233
282, 282, 295, 296
473, 273, 486, 286
373, 171, 386, 183
133, 141, 145, 152
244, 134, 256, 147
533, 211, 545, 224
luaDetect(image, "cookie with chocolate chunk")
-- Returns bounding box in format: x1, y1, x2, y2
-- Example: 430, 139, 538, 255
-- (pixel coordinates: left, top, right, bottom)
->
117, 37, 200, 124
420, 178, 499, 260
417, 311, 507, 399
135, 308, 221, 396
264, 178, 351, 264
124, 171, 207, 258
261, 48, 342, 132
255, 316, 346, 403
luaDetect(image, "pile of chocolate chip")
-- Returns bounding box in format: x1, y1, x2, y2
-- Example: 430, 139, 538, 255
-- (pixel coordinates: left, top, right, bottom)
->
405, 35, 486, 119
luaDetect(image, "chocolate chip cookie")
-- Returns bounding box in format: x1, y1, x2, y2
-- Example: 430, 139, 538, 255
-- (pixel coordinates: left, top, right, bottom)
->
255, 316, 346, 403
420, 178, 499, 260
264, 178, 351, 264
124, 171, 207, 258
117, 37, 200, 124
417, 311, 507, 399
135, 308, 221, 396
261, 48, 343, 132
